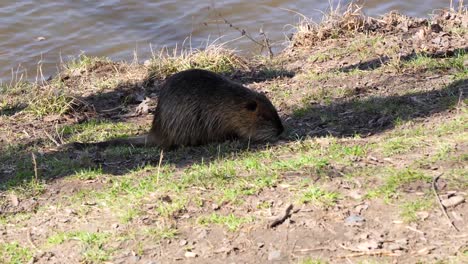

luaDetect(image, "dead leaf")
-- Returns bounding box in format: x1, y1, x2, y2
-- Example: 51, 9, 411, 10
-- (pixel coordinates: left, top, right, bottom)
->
136, 97, 151, 115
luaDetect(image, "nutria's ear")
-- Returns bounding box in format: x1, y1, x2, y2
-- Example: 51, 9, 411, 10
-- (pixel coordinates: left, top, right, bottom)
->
245, 100, 257, 111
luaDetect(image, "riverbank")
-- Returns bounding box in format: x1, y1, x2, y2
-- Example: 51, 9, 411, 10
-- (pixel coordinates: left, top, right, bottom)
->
1, 5, 467, 263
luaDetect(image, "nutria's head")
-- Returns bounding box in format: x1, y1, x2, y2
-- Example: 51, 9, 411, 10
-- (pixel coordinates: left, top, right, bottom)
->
235, 91, 284, 142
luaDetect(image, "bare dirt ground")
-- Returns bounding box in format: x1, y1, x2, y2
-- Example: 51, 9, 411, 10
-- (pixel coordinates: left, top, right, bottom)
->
1, 7, 467, 264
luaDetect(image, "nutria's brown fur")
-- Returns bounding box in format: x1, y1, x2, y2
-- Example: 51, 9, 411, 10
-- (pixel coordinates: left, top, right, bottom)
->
73, 69, 284, 149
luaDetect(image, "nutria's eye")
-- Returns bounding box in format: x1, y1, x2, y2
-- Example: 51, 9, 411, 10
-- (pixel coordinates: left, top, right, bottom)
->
246, 101, 257, 111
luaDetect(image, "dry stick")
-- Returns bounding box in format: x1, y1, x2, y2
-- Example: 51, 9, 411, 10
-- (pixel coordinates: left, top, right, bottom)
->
456, 88, 464, 115
44, 130, 60, 147
217, 14, 274, 58
31, 152, 38, 183
432, 173, 459, 232
269, 204, 294, 228
156, 150, 164, 184
27, 229, 41, 252
293, 247, 333, 253
338, 251, 399, 258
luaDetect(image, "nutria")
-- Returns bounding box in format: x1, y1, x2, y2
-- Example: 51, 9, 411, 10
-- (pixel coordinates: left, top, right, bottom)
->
73, 69, 284, 149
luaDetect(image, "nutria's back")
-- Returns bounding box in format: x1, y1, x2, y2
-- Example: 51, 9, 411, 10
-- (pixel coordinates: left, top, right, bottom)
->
147, 69, 284, 148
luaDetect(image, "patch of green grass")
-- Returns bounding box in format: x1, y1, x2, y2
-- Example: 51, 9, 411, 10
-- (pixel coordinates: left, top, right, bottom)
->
140, 226, 178, 241
402, 51, 467, 73
299, 258, 328, 264
435, 113, 468, 137
62, 119, 145, 143
0, 101, 26, 116
197, 213, 254, 231
148, 44, 246, 79
309, 52, 333, 63
26, 89, 74, 117
297, 186, 339, 206
181, 160, 237, 188
73, 167, 103, 180
400, 198, 433, 223
47, 231, 112, 262
214, 173, 278, 204
120, 207, 142, 223
381, 136, 421, 156
293, 106, 310, 117
0, 242, 33, 264
66, 54, 110, 71
1, 156, 46, 195
154, 196, 188, 218
0, 80, 33, 95
367, 169, 432, 200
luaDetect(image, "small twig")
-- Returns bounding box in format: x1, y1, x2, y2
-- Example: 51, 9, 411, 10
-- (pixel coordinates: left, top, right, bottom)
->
456, 88, 464, 115
432, 173, 459, 232
44, 130, 60, 147
100, 105, 123, 112
31, 152, 38, 182
269, 204, 294, 228
156, 149, 164, 184
405, 226, 425, 235
293, 247, 333, 253
216, 13, 274, 57
338, 244, 360, 252
27, 229, 41, 252
338, 251, 399, 258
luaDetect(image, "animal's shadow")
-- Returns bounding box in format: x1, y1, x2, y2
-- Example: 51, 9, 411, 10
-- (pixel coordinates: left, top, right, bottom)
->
0, 64, 465, 193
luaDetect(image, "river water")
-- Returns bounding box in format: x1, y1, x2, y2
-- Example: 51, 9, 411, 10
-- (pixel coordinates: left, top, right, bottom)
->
0, 0, 461, 81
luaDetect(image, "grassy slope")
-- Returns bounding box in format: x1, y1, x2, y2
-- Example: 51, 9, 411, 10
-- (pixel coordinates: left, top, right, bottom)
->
0, 5, 467, 264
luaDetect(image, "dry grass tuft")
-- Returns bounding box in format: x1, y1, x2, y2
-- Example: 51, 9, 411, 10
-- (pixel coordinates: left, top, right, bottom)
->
147, 43, 248, 80
291, 3, 366, 47
291, 1, 467, 48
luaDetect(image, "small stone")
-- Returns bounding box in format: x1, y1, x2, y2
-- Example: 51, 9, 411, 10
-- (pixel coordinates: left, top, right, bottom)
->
257, 242, 265, 248
268, 250, 281, 261
179, 239, 188, 246
345, 215, 365, 226
9, 194, 19, 207
184, 251, 198, 258
348, 190, 363, 200
441, 195, 465, 208
417, 247, 434, 255
36, 36, 46, 41
112, 223, 120, 229
212, 203, 220, 210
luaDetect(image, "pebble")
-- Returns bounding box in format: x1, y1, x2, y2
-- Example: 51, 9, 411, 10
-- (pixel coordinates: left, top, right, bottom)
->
345, 215, 365, 226
184, 251, 198, 258
268, 250, 281, 261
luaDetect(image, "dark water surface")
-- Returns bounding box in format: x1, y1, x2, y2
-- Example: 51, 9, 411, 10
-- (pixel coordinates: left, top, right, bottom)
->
0, 0, 461, 81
